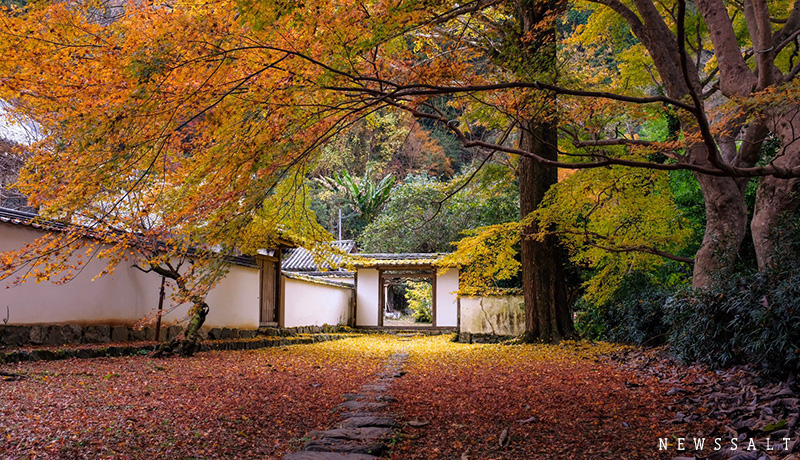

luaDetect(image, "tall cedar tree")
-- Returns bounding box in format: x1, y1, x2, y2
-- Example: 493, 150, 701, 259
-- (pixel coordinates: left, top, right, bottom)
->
514, 0, 574, 341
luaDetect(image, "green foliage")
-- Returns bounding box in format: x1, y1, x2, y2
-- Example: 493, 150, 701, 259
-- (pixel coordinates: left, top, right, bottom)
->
0, 0, 25, 9
573, 272, 672, 345
359, 164, 519, 253
404, 280, 432, 323
576, 220, 800, 377
318, 168, 395, 231
665, 254, 800, 376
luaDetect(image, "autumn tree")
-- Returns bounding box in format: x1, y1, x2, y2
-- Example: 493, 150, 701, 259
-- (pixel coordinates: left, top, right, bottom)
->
511, 0, 574, 342
0, 0, 331, 352
2, 0, 800, 345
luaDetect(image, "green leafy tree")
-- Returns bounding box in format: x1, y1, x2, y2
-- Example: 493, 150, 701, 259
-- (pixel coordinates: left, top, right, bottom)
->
359, 164, 519, 253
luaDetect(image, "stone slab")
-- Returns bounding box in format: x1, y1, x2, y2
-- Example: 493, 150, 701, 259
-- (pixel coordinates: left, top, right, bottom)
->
308, 427, 394, 441
337, 401, 387, 411
360, 383, 390, 392
304, 438, 386, 455
284, 452, 378, 460
338, 411, 382, 419
339, 417, 397, 428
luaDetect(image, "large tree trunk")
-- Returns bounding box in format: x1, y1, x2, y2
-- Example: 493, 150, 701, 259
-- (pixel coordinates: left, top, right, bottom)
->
692, 173, 749, 287
751, 109, 800, 270
519, 120, 573, 342
514, 0, 573, 342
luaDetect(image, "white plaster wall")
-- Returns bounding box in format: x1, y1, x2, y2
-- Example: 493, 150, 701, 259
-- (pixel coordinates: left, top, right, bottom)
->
0, 223, 260, 329
280, 277, 352, 328
355, 268, 379, 326
435, 269, 459, 327
459, 295, 525, 336
204, 265, 260, 329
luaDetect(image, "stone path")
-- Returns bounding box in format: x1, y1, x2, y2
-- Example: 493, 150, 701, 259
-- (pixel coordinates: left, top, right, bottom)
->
284, 351, 409, 460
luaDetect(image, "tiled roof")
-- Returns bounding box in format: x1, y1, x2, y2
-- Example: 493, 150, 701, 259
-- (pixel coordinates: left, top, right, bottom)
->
350, 253, 445, 268
282, 240, 356, 272
0, 207, 68, 232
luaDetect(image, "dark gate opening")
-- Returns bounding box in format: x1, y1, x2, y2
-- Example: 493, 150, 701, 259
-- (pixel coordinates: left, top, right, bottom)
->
379, 270, 435, 327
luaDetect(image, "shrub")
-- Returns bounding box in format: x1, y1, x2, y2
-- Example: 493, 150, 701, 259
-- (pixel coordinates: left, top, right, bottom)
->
665, 267, 800, 376
573, 272, 672, 345
666, 219, 800, 377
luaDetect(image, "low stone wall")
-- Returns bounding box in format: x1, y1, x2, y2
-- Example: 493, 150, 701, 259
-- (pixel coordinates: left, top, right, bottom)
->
0, 322, 359, 348
455, 332, 517, 344
0, 324, 260, 347
0, 333, 355, 364
457, 295, 524, 342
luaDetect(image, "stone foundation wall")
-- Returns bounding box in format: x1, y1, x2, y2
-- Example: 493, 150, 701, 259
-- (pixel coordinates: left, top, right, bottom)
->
0, 324, 261, 347
455, 332, 516, 344
0, 323, 357, 348
0, 333, 354, 364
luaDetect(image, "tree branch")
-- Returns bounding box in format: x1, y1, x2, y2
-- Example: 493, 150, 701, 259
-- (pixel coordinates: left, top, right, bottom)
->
584, 240, 695, 264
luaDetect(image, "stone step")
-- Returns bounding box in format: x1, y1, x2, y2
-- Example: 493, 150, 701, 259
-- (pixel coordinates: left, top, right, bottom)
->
308, 427, 394, 441
339, 416, 398, 428
337, 401, 388, 411
283, 452, 378, 460
304, 438, 387, 455
284, 350, 408, 459
338, 411, 382, 419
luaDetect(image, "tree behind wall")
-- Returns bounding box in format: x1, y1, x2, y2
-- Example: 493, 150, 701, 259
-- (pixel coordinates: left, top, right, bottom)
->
0, 138, 31, 211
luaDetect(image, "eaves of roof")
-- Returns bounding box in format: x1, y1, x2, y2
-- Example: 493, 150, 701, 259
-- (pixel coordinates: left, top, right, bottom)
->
282, 240, 356, 272
282, 270, 354, 289
349, 253, 450, 268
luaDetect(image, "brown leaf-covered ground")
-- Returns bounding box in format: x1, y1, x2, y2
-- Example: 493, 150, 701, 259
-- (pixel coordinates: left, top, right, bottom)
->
1, 335, 685, 459
389, 336, 676, 460
0, 339, 394, 459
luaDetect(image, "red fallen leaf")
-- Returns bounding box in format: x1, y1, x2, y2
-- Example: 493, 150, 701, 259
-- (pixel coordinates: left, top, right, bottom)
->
0, 337, 392, 459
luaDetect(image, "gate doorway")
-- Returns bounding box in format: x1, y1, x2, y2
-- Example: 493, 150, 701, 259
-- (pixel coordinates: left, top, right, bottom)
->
257, 252, 281, 326
353, 253, 459, 329
379, 270, 435, 328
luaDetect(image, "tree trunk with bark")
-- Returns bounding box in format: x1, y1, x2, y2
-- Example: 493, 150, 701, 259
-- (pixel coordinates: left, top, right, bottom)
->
138, 262, 211, 358
514, 0, 572, 343
519, 120, 573, 342
751, 109, 800, 270
691, 168, 750, 287
153, 299, 209, 357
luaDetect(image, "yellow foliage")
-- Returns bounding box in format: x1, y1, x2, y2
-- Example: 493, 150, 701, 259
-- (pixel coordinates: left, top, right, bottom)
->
535, 166, 696, 305
312, 334, 634, 364
442, 221, 523, 295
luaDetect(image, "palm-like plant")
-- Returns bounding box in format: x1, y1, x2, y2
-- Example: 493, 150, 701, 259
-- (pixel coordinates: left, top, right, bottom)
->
318, 169, 395, 224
